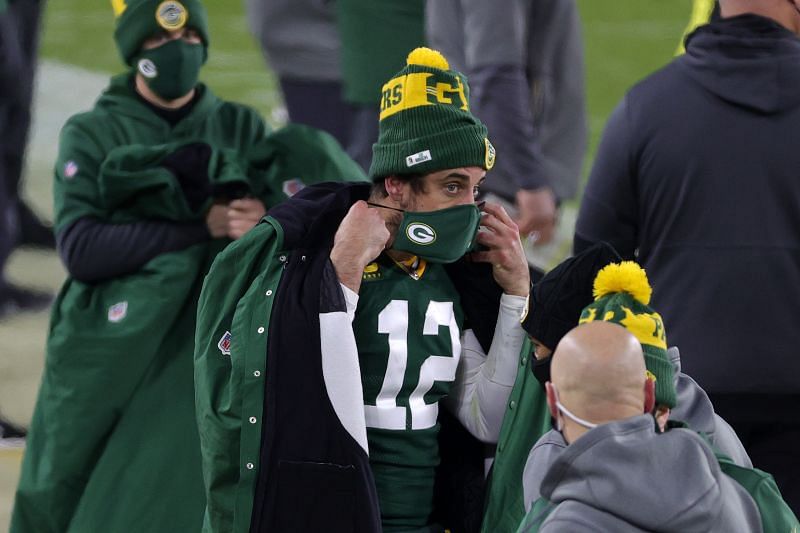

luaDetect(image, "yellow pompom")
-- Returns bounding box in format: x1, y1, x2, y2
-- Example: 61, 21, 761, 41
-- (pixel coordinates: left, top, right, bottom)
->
111, 0, 128, 17
592, 261, 653, 305
406, 47, 450, 70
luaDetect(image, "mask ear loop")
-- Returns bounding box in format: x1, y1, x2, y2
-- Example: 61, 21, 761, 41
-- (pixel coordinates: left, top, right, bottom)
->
368, 201, 486, 213
552, 385, 598, 430
367, 202, 404, 213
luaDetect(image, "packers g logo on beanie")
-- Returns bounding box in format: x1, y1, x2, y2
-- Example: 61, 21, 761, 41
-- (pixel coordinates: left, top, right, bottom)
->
579, 261, 678, 408
485, 138, 496, 170
156, 1, 188, 30
369, 47, 495, 179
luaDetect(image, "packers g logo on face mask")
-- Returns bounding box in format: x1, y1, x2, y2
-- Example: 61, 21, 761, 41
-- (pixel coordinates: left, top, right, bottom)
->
156, 0, 188, 30
406, 223, 437, 245
137, 58, 158, 78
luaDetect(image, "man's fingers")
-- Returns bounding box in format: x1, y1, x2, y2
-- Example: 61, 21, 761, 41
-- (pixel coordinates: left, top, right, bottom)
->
515, 216, 535, 236
229, 198, 259, 209
526, 217, 557, 245
480, 211, 519, 237
348, 200, 369, 215
476, 228, 503, 249
481, 202, 516, 228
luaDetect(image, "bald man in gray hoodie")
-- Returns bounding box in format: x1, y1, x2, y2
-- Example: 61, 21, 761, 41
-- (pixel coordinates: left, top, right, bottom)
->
519, 322, 762, 532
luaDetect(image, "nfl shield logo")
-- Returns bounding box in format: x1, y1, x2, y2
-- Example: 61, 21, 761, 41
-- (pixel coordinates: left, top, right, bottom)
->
217, 331, 232, 356
64, 161, 79, 179
282, 178, 306, 198
107, 301, 128, 323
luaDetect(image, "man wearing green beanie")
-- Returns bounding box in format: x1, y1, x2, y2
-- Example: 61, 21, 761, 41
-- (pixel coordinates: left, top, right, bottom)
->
194, 47, 532, 532
10, 1, 366, 532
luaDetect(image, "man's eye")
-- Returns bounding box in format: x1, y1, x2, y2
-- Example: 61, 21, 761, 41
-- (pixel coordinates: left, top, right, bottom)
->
445, 183, 461, 194
472, 185, 481, 196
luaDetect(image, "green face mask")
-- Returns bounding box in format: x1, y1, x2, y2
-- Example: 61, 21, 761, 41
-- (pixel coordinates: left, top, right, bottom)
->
135, 39, 205, 101
371, 203, 482, 263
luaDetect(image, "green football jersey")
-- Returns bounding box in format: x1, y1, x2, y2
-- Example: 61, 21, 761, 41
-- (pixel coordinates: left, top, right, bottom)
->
353, 255, 465, 532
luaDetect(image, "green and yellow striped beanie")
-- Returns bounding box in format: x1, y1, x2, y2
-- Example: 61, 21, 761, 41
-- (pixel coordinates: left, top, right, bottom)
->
111, 0, 210, 65
369, 47, 495, 179
579, 261, 677, 408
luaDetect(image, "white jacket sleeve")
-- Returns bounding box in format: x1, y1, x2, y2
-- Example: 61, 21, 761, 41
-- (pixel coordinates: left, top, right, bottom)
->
447, 293, 528, 443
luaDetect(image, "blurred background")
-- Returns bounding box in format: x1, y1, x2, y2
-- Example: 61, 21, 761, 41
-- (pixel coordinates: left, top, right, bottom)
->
0, 0, 693, 527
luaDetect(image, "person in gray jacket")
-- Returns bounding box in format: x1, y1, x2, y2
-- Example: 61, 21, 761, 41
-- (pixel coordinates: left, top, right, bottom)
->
426, 0, 587, 244
518, 321, 761, 532
244, 0, 354, 147
522, 345, 752, 508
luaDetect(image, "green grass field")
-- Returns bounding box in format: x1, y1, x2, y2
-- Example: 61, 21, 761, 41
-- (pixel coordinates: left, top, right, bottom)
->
0, 0, 693, 528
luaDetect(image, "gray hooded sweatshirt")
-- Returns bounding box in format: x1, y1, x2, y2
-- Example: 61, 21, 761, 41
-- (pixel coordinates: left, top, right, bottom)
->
531, 415, 762, 533
522, 347, 750, 508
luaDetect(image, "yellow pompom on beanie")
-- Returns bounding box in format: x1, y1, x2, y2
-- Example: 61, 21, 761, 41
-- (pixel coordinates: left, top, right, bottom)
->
580, 261, 677, 408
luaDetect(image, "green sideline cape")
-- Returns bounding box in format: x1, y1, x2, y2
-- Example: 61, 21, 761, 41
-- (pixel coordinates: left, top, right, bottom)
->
13, 119, 365, 533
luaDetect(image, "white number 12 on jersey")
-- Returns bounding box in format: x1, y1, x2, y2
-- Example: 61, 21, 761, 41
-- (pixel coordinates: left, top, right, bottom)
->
364, 300, 461, 431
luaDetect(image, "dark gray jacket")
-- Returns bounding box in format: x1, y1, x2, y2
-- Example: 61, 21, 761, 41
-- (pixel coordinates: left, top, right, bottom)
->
532, 415, 761, 533
245, 0, 341, 81
575, 14, 800, 395
427, 0, 587, 200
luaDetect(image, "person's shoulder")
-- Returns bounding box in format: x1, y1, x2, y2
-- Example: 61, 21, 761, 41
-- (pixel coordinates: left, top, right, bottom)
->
61, 99, 113, 134
531, 429, 567, 452
525, 430, 568, 483
541, 502, 631, 532
59, 107, 114, 153
624, 59, 687, 106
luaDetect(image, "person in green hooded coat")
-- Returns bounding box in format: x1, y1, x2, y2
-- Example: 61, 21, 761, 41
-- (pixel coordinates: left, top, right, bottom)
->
10, 1, 365, 532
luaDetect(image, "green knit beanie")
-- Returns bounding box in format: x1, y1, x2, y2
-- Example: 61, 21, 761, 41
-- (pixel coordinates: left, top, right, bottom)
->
369, 47, 495, 180
578, 261, 677, 409
111, 0, 210, 65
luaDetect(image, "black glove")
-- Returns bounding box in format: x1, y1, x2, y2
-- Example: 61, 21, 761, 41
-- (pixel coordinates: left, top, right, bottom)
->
161, 142, 212, 212
210, 181, 251, 202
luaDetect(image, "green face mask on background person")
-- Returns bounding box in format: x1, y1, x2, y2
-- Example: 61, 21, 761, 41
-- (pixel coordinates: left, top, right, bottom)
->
389, 204, 482, 263
135, 39, 205, 100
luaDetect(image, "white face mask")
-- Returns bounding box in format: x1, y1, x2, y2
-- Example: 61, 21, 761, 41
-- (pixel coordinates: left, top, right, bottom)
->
552, 385, 598, 431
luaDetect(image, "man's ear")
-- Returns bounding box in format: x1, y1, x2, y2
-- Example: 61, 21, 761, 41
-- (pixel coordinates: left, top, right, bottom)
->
643, 378, 656, 414
545, 382, 559, 420
384, 175, 406, 202
654, 405, 670, 433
